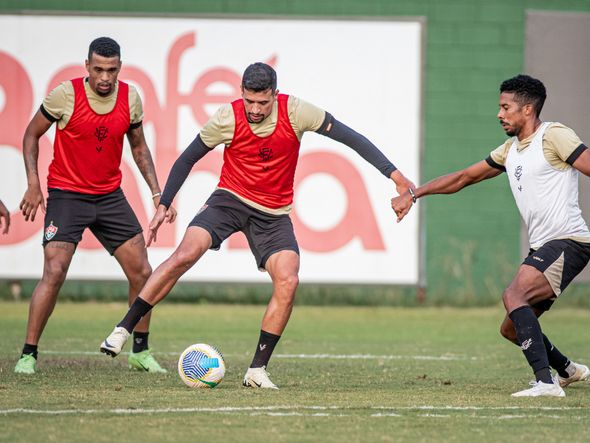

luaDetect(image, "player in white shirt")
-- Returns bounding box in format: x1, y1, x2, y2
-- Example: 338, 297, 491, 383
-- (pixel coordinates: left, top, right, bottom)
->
392, 74, 590, 397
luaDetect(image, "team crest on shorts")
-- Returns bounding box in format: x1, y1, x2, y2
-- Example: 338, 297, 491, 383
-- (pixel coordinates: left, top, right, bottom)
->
45, 221, 58, 241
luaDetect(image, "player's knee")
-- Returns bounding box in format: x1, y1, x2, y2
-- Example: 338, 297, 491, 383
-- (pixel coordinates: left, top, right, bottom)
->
502, 287, 534, 311
42, 259, 69, 285
501, 287, 520, 307
171, 249, 199, 271
276, 273, 299, 296
135, 263, 152, 285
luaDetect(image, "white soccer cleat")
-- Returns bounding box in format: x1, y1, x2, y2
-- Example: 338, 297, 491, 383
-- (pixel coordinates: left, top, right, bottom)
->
511, 380, 565, 397
557, 362, 590, 388
100, 326, 131, 357
243, 366, 279, 389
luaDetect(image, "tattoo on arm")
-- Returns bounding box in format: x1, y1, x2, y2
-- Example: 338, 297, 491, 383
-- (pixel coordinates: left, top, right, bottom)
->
25, 141, 40, 181
127, 126, 160, 193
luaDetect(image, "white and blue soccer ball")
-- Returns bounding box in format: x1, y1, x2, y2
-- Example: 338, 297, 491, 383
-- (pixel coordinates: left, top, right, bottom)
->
178, 343, 226, 388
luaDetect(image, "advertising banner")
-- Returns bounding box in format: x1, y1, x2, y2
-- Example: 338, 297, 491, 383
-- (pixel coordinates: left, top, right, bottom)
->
0, 15, 422, 283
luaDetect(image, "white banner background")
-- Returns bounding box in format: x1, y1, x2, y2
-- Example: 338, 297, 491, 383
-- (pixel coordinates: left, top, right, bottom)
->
0, 15, 422, 284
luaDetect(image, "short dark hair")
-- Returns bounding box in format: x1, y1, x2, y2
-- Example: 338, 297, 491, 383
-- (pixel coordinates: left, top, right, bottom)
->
88, 37, 121, 60
242, 62, 277, 92
500, 74, 546, 117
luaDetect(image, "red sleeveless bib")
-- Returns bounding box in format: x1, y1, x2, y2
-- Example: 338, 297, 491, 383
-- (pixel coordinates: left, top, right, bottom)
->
47, 78, 130, 194
217, 94, 301, 208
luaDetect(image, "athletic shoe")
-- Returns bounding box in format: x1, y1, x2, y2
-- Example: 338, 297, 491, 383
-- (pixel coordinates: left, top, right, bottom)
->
511, 380, 565, 397
14, 354, 36, 374
100, 326, 130, 357
128, 349, 168, 373
557, 362, 590, 388
243, 366, 279, 389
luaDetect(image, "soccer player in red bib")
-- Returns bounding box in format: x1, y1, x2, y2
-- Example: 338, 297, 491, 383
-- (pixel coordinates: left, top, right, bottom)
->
15, 37, 176, 375
100, 62, 415, 388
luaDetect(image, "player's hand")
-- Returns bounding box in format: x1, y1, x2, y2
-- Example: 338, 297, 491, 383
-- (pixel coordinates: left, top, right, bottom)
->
395, 180, 415, 199
391, 192, 413, 223
390, 170, 416, 197
0, 199, 10, 234
152, 195, 177, 224
165, 205, 177, 224
19, 185, 46, 222
146, 204, 168, 247
389, 170, 416, 222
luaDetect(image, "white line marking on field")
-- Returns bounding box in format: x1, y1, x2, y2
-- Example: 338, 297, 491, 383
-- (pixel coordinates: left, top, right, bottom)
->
478, 414, 585, 420
42, 350, 474, 361
0, 405, 585, 417
0, 406, 345, 416
44, 351, 104, 356
374, 406, 586, 411
250, 412, 346, 417
275, 354, 474, 361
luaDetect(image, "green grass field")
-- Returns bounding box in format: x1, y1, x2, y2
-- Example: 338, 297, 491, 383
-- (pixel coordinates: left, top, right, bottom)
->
1, 301, 590, 442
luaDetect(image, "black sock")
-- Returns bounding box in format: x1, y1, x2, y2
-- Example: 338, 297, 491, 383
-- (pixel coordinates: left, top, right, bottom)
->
117, 298, 153, 333
22, 343, 38, 360
534, 367, 553, 384
250, 330, 281, 368
509, 305, 552, 384
133, 332, 149, 353
543, 334, 570, 378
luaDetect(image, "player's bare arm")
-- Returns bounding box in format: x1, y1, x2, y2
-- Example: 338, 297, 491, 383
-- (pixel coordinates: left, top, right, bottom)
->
126, 124, 177, 223
20, 110, 53, 222
0, 199, 10, 234
391, 160, 501, 222
570, 147, 590, 177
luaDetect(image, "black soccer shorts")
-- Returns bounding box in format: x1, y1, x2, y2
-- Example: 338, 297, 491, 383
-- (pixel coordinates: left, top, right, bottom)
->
189, 189, 299, 270
42, 188, 143, 255
524, 238, 590, 311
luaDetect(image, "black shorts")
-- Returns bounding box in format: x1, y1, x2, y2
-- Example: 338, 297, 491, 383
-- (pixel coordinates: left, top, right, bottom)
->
524, 238, 590, 311
189, 189, 299, 270
43, 188, 143, 255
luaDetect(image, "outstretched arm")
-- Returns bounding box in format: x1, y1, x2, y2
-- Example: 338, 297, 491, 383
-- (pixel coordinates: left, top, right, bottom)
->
317, 112, 416, 210
20, 110, 53, 222
316, 113, 397, 177
316, 113, 416, 194
146, 134, 212, 246
391, 159, 502, 222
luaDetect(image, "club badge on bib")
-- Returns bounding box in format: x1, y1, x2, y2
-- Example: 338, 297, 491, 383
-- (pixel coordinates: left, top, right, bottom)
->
45, 221, 58, 241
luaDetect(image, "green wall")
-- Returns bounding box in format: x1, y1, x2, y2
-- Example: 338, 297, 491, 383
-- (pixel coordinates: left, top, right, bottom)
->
2, 0, 590, 303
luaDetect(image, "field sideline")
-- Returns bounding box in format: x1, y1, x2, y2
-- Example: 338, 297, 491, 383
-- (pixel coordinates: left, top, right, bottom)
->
1, 301, 590, 442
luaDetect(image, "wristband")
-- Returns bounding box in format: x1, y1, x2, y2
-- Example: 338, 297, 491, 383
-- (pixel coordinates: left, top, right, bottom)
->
408, 188, 417, 203
151, 192, 162, 199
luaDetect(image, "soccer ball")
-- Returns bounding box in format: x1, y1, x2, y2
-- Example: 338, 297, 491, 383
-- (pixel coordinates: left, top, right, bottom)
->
178, 343, 226, 388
